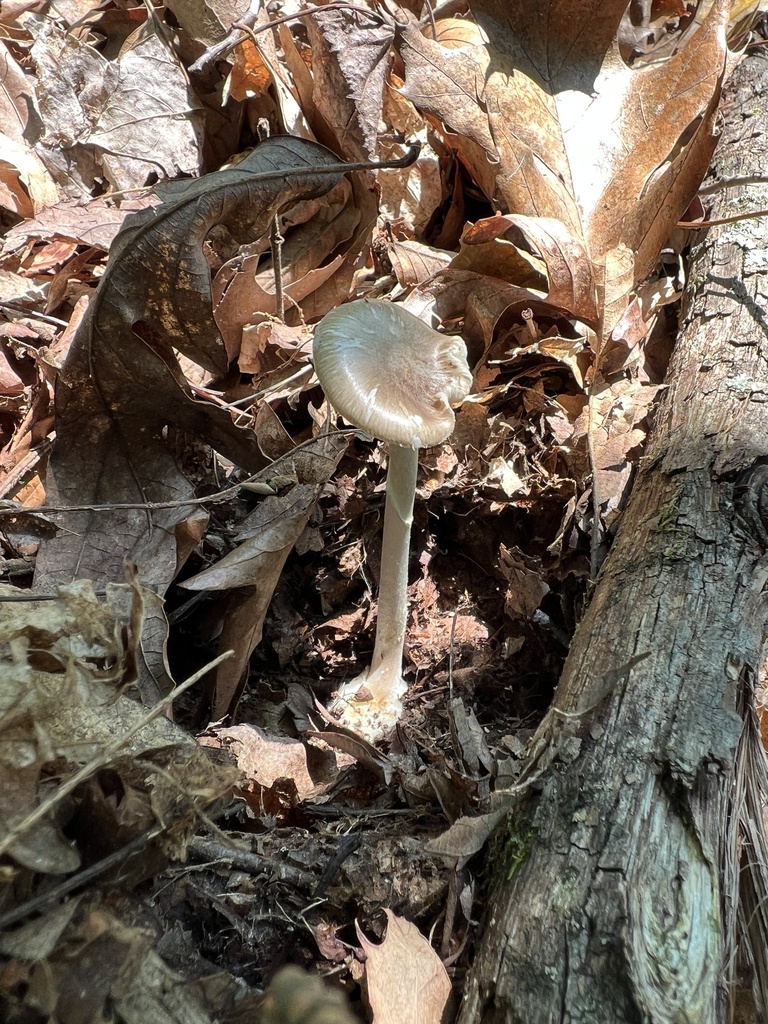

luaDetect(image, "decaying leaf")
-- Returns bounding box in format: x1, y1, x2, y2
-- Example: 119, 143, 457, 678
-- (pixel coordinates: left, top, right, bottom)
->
201, 723, 317, 819
425, 806, 510, 868
307, 7, 395, 160
34, 137, 346, 594
0, 900, 251, 1024
183, 432, 348, 719
31, 14, 204, 196
358, 909, 451, 1024
212, 177, 365, 334
0, 580, 237, 873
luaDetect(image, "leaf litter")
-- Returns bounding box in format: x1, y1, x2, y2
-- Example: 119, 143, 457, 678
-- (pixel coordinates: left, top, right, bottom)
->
0, 0, 763, 1021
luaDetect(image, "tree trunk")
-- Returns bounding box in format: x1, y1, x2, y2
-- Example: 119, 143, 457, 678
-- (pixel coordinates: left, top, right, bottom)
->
459, 51, 768, 1024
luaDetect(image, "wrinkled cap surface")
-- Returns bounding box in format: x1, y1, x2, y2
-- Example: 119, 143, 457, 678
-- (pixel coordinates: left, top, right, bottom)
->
312, 299, 473, 448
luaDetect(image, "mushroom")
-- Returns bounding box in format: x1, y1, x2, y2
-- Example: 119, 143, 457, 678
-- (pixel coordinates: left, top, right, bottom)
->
312, 298, 473, 735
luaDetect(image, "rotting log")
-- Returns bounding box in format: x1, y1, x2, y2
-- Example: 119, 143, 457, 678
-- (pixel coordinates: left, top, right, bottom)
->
458, 51, 768, 1024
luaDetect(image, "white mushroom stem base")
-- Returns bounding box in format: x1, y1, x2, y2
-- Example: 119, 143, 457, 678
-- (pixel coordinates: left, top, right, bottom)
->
329, 444, 416, 740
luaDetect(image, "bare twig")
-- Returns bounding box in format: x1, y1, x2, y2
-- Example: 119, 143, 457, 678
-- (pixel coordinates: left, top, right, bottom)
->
698, 174, 768, 196
422, 0, 437, 39
0, 429, 358, 518
679, 207, 768, 228
257, 119, 287, 321
188, 835, 318, 890
0, 301, 69, 327
0, 829, 161, 930
270, 216, 286, 322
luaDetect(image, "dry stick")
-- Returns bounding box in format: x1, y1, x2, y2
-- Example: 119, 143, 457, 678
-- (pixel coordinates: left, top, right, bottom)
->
270, 215, 286, 322
0, 429, 359, 519
0, 650, 233, 860
0, 829, 161, 931
586, 389, 601, 584
698, 174, 768, 195
678, 207, 768, 228
422, 0, 438, 39
256, 119, 287, 322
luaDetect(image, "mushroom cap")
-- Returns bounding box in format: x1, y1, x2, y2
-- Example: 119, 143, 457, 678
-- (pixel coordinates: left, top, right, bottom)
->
312, 299, 473, 448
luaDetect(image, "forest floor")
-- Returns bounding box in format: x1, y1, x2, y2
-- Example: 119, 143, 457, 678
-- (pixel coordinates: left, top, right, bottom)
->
0, 1, 758, 1021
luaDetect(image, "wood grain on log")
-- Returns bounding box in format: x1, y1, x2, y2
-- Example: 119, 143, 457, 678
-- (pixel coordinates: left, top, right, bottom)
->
459, 50, 768, 1024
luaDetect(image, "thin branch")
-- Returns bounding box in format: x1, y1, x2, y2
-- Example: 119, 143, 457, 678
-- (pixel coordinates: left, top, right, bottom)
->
0, 429, 358, 518
586, 392, 601, 584
271, 216, 286, 322
678, 207, 768, 229
0, 829, 161, 930
256, 118, 286, 321
0, 301, 69, 327
698, 174, 768, 196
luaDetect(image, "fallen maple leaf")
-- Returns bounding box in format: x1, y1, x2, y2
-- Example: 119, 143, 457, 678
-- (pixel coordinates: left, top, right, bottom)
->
401, 0, 732, 331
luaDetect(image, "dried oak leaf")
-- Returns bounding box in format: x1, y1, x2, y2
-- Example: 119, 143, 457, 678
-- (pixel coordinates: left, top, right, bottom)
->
452, 214, 598, 326
34, 137, 346, 593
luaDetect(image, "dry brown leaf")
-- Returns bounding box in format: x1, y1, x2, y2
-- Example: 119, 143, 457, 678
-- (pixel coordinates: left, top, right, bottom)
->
401, 1, 731, 329
0, 900, 248, 1024
0, 40, 36, 145
34, 137, 345, 596
387, 237, 453, 288
238, 317, 311, 377
213, 178, 364, 336
378, 76, 444, 237
0, 132, 58, 217
1, 195, 156, 257
163, 0, 251, 46
182, 433, 347, 719
499, 544, 550, 620
400, 20, 499, 203
226, 36, 271, 100
573, 376, 661, 516
358, 909, 451, 1024
0, 580, 235, 873
424, 807, 509, 866
185, 483, 332, 593
203, 724, 317, 815
230, 7, 313, 141
307, 7, 395, 160
30, 14, 204, 195
452, 214, 598, 325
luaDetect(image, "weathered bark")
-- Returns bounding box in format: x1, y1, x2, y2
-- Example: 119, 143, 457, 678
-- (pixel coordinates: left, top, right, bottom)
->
459, 52, 768, 1024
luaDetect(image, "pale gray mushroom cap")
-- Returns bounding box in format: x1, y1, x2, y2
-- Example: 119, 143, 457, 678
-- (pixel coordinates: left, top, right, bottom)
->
312, 299, 473, 449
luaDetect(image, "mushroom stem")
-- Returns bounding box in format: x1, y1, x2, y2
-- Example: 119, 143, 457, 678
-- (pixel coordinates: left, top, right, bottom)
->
364, 443, 418, 702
